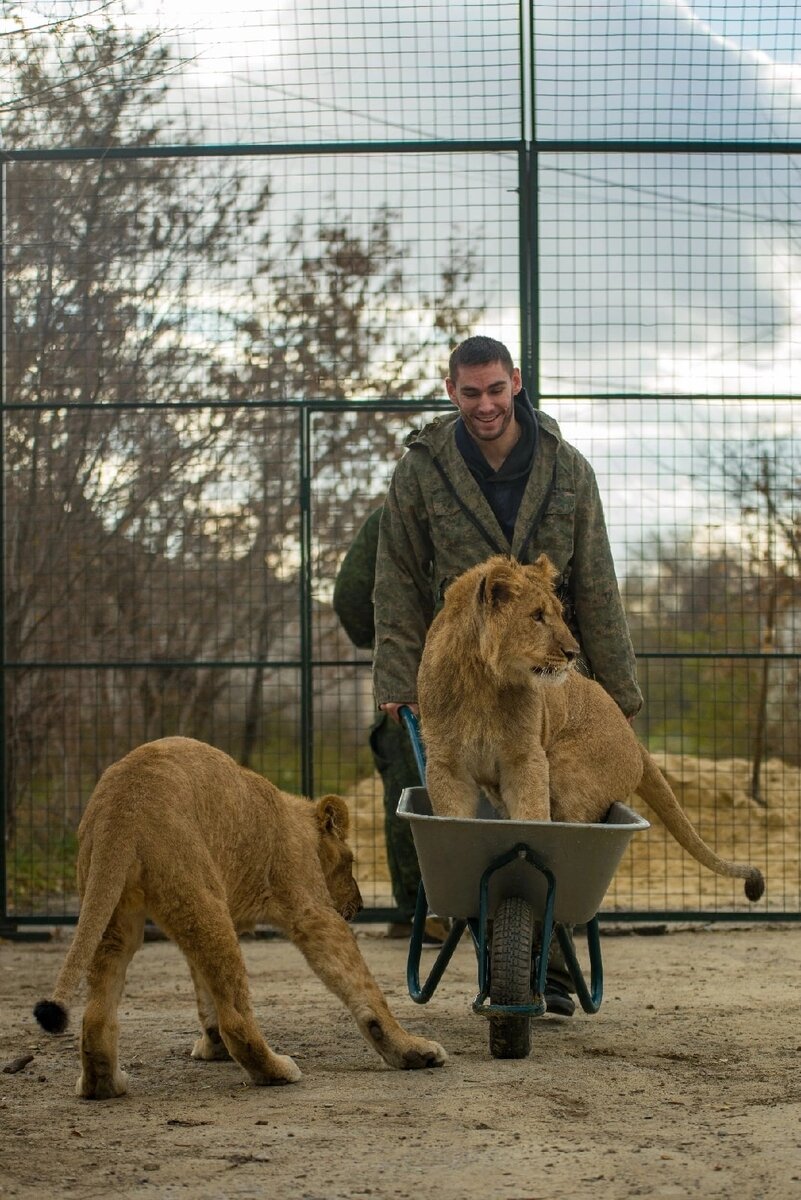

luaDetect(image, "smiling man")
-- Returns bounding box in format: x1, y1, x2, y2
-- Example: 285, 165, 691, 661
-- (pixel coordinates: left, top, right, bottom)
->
446, 351, 522, 468
371, 334, 642, 1018
373, 332, 641, 729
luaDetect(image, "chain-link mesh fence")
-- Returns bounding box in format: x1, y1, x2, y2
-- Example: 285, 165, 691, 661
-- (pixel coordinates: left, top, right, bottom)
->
2, 0, 799, 925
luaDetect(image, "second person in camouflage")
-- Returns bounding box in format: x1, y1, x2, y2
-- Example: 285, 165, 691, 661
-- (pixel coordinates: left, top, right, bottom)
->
333, 509, 424, 928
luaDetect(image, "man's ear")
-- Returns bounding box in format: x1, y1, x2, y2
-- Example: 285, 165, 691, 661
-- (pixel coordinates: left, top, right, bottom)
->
511, 367, 522, 395
445, 376, 458, 405
316, 794, 350, 839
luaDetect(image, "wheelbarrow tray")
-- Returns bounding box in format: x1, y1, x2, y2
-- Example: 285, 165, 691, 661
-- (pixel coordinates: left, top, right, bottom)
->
397, 787, 650, 925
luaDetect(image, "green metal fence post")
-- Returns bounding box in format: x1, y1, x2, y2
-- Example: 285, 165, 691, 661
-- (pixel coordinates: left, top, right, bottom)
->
0, 156, 8, 934
518, 0, 539, 407
299, 402, 314, 798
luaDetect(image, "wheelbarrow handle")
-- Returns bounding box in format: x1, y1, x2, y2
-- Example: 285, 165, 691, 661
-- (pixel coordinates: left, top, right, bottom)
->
398, 705, 427, 787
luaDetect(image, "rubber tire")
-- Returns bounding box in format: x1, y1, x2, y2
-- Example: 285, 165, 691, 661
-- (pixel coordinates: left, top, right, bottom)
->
488, 896, 535, 1059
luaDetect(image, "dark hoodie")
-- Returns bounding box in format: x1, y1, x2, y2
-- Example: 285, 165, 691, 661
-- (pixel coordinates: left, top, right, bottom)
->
455, 390, 539, 544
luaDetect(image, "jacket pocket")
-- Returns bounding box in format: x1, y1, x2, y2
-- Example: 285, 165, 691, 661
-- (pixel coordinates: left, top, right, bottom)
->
546, 490, 575, 517
533, 490, 576, 570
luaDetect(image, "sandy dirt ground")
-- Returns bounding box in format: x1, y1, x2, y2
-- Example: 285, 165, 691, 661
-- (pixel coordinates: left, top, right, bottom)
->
2, 925, 800, 1200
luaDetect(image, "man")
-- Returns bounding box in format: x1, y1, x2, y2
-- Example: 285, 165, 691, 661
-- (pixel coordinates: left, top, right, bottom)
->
372, 335, 642, 1014
333, 510, 447, 944
333, 510, 422, 925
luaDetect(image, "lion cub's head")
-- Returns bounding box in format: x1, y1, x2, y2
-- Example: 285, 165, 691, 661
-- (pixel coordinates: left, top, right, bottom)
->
314, 795, 363, 921
444, 554, 580, 684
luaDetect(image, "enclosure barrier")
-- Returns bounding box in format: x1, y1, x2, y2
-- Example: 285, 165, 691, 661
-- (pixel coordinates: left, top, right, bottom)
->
2, 1, 799, 929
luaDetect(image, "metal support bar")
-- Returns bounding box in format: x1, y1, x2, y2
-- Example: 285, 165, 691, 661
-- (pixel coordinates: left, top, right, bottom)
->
299, 406, 314, 797
556, 918, 604, 1013
0, 158, 6, 928
406, 881, 468, 1005
399, 707, 427, 786
7, 140, 801, 167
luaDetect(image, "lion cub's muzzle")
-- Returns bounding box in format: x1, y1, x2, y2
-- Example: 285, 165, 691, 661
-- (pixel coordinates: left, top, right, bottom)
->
531, 648, 578, 679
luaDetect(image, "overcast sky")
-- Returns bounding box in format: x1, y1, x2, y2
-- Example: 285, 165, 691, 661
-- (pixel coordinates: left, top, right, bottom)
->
76, 0, 801, 399
10, 1, 801, 564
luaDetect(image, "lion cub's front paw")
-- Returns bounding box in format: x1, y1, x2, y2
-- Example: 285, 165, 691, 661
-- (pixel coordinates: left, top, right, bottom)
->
401, 1036, 447, 1070
250, 1053, 303, 1086
76, 1069, 129, 1100
191, 1031, 232, 1061
272, 1053, 303, 1083
366, 1019, 447, 1070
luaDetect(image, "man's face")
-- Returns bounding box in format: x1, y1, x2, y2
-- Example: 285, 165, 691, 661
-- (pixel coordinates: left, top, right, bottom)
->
445, 360, 522, 443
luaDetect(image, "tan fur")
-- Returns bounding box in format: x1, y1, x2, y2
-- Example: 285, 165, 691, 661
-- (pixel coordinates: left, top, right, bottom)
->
417, 556, 765, 901
34, 737, 445, 1099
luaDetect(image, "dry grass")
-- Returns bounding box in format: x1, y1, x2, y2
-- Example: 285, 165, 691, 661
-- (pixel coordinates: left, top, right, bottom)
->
344, 755, 801, 914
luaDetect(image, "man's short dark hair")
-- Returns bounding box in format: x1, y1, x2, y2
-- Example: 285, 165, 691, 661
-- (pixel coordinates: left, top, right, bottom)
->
448, 336, 515, 381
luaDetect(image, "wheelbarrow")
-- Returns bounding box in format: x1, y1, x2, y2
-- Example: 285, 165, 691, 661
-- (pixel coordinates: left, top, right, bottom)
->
397, 707, 650, 1058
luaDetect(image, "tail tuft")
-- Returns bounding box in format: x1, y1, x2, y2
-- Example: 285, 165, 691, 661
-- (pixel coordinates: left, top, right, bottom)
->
34, 999, 69, 1034
744, 870, 765, 903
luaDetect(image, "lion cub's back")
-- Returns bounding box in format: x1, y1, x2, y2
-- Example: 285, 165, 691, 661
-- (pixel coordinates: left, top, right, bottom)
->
81, 736, 259, 836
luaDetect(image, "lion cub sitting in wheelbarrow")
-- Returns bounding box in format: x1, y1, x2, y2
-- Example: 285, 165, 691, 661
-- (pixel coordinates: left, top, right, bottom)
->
34, 737, 445, 1099
417, 555, 764, 902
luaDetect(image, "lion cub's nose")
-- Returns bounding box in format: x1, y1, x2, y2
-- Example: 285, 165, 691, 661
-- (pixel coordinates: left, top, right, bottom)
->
563, 647, 578, 662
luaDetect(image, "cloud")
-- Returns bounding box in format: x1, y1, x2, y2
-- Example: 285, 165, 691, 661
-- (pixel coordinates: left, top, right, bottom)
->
32, 2, 801, 403
125, 0, 801, 398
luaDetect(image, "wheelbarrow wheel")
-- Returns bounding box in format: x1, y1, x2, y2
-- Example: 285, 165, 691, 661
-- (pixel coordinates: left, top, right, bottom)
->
488, 896, 535, 1059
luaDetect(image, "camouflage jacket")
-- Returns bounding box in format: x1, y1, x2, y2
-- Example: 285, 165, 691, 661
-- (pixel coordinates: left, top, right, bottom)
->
332, 508, 382, 650
372, 403, 642, 718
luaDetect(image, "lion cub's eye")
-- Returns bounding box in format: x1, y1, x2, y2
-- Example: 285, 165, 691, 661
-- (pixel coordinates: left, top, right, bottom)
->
531, 608, 544, 622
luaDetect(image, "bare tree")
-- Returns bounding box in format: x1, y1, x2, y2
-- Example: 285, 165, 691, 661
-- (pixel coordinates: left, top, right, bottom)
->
624, 436, 800, 780
714, 443, 800, 797
3, 10, 265, 836
216, 210, 482, 763
3, 7, 486, 843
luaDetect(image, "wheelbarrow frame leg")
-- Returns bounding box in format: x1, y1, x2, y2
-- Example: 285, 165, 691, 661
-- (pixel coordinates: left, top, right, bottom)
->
554, 916, 603, 1013
407, 880, 467, 1004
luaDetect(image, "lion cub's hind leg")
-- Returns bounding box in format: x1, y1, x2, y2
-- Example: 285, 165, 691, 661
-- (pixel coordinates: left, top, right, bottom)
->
188, 963, 232, 1062
78, 900, 145, 1100
156, 888, 301, 1086
547, 727, 643, 824
547, 743, 629, 824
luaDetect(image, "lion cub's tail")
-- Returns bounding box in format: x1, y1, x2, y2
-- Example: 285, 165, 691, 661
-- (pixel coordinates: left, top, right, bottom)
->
33, 836, 136, 1035
636, 747, 764, 902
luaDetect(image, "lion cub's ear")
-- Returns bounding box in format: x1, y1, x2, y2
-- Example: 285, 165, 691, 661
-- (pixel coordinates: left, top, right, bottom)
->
476, 556, 522, 611
316, 794, 350, 839
529, 553, 559, 589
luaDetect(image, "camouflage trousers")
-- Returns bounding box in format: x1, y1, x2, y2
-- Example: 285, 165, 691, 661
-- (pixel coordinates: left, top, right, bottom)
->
534, 922, 574, 993
369, 712, 424, 922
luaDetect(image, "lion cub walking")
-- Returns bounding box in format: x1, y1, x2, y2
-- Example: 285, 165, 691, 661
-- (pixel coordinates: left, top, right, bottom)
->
34, 737, 445, 1098
417, 555, 764, 902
